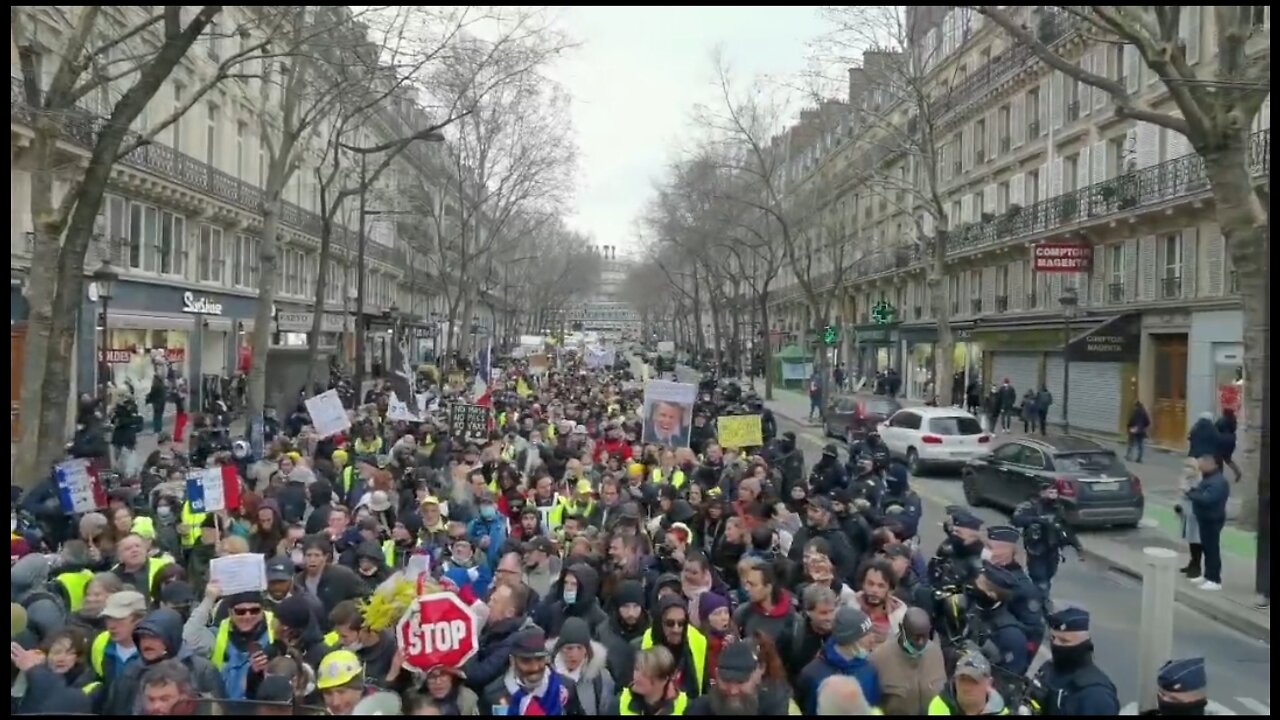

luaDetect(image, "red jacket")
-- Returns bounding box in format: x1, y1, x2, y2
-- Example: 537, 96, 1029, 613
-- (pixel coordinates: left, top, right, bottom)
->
593, 438, 632, 464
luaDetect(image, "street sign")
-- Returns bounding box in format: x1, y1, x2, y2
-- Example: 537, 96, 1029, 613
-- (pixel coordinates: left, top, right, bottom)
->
396, 592, 479, 671
821, 325, 838, 345
871, 300, 897, 325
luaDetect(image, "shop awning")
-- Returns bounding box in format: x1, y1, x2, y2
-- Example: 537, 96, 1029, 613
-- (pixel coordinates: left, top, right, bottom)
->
1065, 313, 1141, 362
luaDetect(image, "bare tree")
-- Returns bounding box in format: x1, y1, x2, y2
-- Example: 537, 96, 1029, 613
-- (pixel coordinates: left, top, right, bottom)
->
419, 18, 576, 366
817, 5, 965, 406
976, 6, 1269, 524
619, 258, 679, 344
9, 6, 288, 483
504, 219, 601, 332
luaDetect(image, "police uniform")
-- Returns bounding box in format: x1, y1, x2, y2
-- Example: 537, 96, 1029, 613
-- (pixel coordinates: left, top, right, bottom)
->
986, 526, 1047, 644
973, 562, 1033, 678
1034, 608, 1120, 716
1141, 657, 1209, 716
930, 510, 985, 587
1011, 497, 1066, 596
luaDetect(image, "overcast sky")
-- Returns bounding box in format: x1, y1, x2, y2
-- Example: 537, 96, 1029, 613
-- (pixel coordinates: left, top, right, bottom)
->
550, 6, 827, 258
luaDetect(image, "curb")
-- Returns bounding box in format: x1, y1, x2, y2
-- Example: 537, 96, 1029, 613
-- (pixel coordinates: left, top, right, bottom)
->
767, 401, 1271, 644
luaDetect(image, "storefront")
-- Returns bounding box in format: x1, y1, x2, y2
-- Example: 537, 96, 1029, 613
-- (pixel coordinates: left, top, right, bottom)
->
1188, 309, 1245, 424
275, 309, 348, 349
899, 325, 936, 401
77, 281, 261, 409
852, 323, 900, 383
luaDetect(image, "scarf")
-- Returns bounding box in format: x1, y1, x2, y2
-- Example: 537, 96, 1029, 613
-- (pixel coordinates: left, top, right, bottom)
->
507, 669, 567, 716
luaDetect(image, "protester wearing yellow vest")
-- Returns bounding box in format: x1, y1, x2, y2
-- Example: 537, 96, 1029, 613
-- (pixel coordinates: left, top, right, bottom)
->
561, 479, 597, 520
617, 645, 690, 715
651, 465, 686, 489
54, 568, 96, 612
90, 590, 149, 680
639, 599, 708, 699
179, 499, 207, 548
111, 533, 174, 598
926, 651, 1010, 715
211, 593, 275, 700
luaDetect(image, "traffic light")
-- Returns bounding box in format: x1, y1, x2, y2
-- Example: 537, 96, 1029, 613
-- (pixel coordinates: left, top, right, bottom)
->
822, 325, 838, 346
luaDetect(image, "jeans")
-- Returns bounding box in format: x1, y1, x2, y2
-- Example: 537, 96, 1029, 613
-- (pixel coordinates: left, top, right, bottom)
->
1000, 411, 1013, 430
1199, 519, 1225, 584
809, 396, 821, 419
1127, 435, 1145, 462
151, 404, 165, 433
1037, 410, 1049, 435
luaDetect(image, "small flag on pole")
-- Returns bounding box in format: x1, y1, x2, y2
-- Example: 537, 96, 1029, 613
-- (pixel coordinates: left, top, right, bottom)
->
185, 466, 242, 513
55, 459, 107, 515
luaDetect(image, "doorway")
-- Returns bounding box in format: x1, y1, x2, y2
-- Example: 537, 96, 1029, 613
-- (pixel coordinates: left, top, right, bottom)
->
1151, 334, 1188, 448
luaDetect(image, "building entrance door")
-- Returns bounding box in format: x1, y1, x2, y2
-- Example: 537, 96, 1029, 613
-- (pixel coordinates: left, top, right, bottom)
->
1152, 334, 1188, 448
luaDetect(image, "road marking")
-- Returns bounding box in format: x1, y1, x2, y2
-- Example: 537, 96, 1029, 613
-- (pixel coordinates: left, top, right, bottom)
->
1237, 697, 1270, 714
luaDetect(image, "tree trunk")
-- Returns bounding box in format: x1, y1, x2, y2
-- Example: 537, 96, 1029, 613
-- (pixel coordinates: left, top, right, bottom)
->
758, 292, 774, 401
708, 285, 725, 371
247, 204, 281, 421
305, 215, 337, 391
1204, 146, 1268, 528
930, 231, 954, 409
458, 293, 475, 359
691, 271, 705, 358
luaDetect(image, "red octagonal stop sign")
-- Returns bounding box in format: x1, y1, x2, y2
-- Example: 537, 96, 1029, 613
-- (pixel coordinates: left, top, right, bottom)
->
397, 592, 480, 671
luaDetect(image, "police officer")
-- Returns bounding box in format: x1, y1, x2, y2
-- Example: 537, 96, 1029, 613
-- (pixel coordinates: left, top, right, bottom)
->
809, 443, 847, 496
967, 562, 1033, 680
1141, 657, 1209, 716
1012, 483, 1082, 598
929, 509, 985, 589
847, 430, 890, 466
871, 466, 923, 541
983, 526, 1046, 648
1034, 607, 1120, 715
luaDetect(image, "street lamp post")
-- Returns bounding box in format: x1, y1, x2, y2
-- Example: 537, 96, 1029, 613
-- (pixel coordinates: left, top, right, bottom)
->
92, 259, 119, 398
1059, 285, 1079, 435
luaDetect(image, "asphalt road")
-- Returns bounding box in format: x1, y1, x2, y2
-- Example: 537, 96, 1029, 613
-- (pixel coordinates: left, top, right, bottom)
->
773, 413, 1271, 715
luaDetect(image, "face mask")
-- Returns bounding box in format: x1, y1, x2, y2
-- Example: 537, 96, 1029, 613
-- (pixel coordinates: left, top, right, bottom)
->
899, 634, 927, 657
980, 547, 994, 563
563, 589, 578, 604
344, 642, 364, 653
1156, 698, 1208, 716
854, 647, 870, 660
1049, 639, 1094, 671
157, 506, 173, 519
480, 506, 497, 520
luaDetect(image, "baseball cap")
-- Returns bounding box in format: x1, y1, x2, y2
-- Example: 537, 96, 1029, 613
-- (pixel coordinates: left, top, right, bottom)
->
954, 649, 992, 680
101, 590, 148, 619
717, 640, 759, 684
522, 536, 555, 556
266, 557, 294, 582
575, 478, 593, 495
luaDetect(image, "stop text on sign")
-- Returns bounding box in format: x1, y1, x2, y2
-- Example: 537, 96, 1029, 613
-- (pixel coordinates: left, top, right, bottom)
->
405, 619, 469, 657
1033, 242, 1092, 272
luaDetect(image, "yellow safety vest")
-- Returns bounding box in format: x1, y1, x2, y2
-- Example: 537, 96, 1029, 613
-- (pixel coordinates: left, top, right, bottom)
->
180, 500, 206, 548
651, 468, 686, 489
382, 539, 397, 568
90, 631, 111, 678
324, 630, 340, 647
212, 611, 276, 669
55, 569, 95, 612
618, 688, 689, 716
562, 498, 595, 521
112, 556, 175, 596
354, 438, 383, 456
341, 465, 356, 495
927, 695, 1009, 715
640, 625, 707, 694
82, 681, 102, 696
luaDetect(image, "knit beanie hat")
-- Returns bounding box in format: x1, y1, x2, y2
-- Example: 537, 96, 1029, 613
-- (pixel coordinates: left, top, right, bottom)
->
698, 592, 730, 626
554, 617, 594, 655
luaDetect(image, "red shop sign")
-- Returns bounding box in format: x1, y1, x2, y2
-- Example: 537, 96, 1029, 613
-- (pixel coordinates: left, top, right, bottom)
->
1033, 242, 1092, 272
165, 347, 186, 363
98, 349, 135, 364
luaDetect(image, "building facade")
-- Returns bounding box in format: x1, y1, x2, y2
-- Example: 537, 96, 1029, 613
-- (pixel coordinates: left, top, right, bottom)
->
765, 6, 1269, 446
570, 246, 641, 335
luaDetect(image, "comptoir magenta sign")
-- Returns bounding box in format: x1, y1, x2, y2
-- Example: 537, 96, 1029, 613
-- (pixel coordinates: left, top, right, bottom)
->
1032, 242, 1092, 272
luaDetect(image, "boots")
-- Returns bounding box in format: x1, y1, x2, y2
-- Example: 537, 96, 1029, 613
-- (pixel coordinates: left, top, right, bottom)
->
1181, 543, 1203, 577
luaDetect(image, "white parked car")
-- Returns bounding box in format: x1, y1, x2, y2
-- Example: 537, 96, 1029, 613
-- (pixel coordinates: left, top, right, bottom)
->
878, 406, 992, 474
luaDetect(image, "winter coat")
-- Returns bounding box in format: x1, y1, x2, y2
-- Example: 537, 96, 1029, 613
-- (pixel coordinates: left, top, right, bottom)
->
291, 564, 371, 627
1186, 418, 1221, 459
1215, 415, 1238, 456
550, 639, 616, 716
798, 641, 881, 714
1127, 405, 1151, 437
543, 564, 609, 639
462, 615, 536, 692
732, 590, 800, 642
10, 663, 96, 714
11, 555, 67, 646
103, 608, 225, 715
595, 614, 650, 683
869, 638, 947, 716
1185, 469, 1230, 526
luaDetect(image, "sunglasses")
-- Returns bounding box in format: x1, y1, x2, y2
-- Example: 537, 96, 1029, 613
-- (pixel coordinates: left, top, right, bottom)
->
663, 618, 687, 629
233, 606, 264, 616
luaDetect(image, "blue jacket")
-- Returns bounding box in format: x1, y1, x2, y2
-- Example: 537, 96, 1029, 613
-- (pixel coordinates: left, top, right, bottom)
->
798, 640, 881, 714
442, 560, 493, 601
1186, 418, 1221, 459
466, 515, 508, 567
1185, 469, 1230, 525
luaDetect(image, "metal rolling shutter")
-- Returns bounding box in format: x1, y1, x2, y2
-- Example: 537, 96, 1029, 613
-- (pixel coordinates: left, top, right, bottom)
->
1045, 354, 1066, 424
991, 353, 1041, 401
1066, 362, 1123, 433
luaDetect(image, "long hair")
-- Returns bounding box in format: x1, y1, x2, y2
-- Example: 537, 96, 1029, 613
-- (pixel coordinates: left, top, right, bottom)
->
750, 630, 789, 684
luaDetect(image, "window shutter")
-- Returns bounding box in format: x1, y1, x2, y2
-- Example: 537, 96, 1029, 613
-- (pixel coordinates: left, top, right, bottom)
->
982, 266, 997, 312
1012, 93, 1026, 147
1009, 260, 1024, 310
1009, 172, 1024, 207
1138, 235, 1158, 300
1091, 244, 1106, 304
1078, 146, 1091, 188
1093, 49, 1108, 111
1051, 72, 1065, 129
1136, 122, 1159, 168
1180, 7, 1201, 64
963, 124, 974, 171
1079, 55, 1092, 116
1124, 45, 1141, 92
1049, 158, 1063, 197
1167, 127, 1192, 158
1205, 228, 1225, 295
961, 194, 973, 223
987, 109, 999, 159
984, 184, 997, 215
1039, 80, 1049, 131
1038, 162, 1049, 201
1091, 141, 1107, 183
1124, 238, 1139, 301
1182, 225, 1198, 297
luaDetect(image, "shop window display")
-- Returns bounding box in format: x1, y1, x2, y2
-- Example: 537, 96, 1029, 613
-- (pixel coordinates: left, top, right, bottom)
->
102, 329, 190, 402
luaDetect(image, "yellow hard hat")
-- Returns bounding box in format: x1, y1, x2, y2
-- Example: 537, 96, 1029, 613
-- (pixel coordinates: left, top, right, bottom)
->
131, 516, 156, 540
316, 650, 363, 690
332, 449, 349, 466
627, 462, 645, 476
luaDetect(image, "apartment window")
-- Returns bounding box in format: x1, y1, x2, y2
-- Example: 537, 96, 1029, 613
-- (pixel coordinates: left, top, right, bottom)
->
996, 265, 1009, 310
128, 203, 144, 269
1107, 244, 1125, 302
206, 103, 219, 166
950, 201, 962, 226
158, 211, 185, 277
1026, 169, 1041, 204
1113, 45, 1126, 84
1064, 154, 1079, 190
950, 276, 961, 314
1066, 72, 1081, 121
1110, 136, 1127, 177
998, 105, 1011, 153
1027, 88, 1041, 138
973, 191, 985, 218
172, 82, 185, 151
1161, 233, 1182, 298
236, 121, 247, 180
974, 118, 986, 163
997, 181, 1009, 213
207, 20, 221, 60
198, 224, 224, 284
953, 132, 964, 174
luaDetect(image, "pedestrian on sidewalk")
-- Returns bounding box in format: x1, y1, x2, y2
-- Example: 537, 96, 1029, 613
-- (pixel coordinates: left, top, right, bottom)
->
1125, 400, 1151, 462
1184, 454, 1230, 592
1174, 459, 1203, 580
146, 373, 167, 434
1186, 413, 1219, 460
808, 371, 824, 422
1020, 390, 1038, 433
1034, 386, 1053, 436
997, 379, 1016, 432
1214, 408, 1243, 483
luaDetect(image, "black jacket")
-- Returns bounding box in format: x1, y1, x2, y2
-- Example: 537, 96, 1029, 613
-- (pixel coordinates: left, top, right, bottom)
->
291, 565, 371, 627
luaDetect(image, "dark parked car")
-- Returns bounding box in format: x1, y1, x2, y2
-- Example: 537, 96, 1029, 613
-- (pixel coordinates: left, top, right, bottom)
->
962, 436, 1144, 528
823, 393, 901, 443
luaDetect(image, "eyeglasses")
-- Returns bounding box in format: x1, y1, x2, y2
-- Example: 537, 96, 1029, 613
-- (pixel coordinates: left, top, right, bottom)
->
663, 618, 687, 629
233, 606, 263, 616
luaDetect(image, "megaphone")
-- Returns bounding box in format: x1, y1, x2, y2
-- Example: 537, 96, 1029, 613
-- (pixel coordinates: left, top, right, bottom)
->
352, 691, 403, 716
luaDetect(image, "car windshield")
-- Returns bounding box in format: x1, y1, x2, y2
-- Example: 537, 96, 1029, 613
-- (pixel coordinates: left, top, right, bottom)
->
861, 398, 900, 416
1054, 452, 1128, 475
927, 416, 983, 435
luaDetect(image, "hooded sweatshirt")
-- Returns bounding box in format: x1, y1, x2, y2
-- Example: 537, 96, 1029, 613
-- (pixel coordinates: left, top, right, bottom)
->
545, 564, 608, 639
928, 685, 1008, 715
798, 640, 881, 714
102, 608, 225, 715
732, 588, 798, 641
595, 580, 650, 682
11, 554, 65, 646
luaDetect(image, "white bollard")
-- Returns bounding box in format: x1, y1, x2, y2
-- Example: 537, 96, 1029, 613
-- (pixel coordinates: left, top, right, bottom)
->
1137, 547, 1179, 713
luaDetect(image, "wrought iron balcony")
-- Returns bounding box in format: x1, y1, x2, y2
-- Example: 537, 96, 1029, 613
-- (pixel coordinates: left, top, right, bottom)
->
10, 76, 405, 268
937, 9, 1072, 118
945, 129, 1269, 255
970, 298, 983, 314
995, 295, 1009, 312
1160, 276, 1182, 299
1108, 283, 1125, 303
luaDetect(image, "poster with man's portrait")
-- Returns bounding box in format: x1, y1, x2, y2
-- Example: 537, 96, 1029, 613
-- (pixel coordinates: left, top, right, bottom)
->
641, 380, 697, 449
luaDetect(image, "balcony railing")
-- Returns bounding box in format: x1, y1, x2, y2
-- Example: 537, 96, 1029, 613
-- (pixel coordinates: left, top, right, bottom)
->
995, 295, 1008, 312
10, 76, 403, 267
1160, 276, 1182, 299
945, 129, 1269, 255
970, 298, 983, 314
1108, 283, 1125, 303
937, 9, 1072, 117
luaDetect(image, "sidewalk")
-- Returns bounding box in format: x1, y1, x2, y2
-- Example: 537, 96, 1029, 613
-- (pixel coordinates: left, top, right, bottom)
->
759, 383, 1269, 641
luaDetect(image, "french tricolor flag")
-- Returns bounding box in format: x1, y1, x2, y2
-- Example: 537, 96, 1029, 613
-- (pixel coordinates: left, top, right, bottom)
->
185, 465, 242, 513
55, 459, 107, 515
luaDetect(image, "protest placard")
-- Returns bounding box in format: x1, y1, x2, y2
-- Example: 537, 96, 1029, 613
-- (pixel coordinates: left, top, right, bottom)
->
305, 389, 351, 438
209, 553, 267, 595
717, 414, 764, 449
449, 403, 491, 442
641, 380, 697, 449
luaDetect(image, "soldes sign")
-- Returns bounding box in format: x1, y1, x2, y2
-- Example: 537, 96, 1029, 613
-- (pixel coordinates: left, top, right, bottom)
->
1033, 242, 1092, 272
181, 291, 224, 315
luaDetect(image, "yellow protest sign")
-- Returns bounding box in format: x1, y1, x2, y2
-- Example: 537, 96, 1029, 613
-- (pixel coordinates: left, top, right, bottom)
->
717, 414, 763, 449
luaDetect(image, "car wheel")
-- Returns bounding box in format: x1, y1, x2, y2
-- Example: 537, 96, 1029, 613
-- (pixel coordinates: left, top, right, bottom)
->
907, 448, 922, 475
963, 472, 983, 507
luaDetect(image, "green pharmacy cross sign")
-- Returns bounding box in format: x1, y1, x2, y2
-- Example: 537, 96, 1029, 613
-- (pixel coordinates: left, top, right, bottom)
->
821, 325, 838, 346
871, 300, 897, 325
